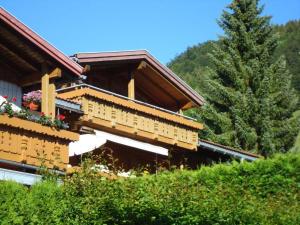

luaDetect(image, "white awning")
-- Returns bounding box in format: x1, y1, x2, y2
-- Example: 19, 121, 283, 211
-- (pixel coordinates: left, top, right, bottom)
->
69, 130, 168, 156
69, 134, 106, 156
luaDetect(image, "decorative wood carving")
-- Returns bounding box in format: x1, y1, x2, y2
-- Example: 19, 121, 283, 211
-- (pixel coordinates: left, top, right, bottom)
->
0, 115, 79, 170
58, 88, 202, 150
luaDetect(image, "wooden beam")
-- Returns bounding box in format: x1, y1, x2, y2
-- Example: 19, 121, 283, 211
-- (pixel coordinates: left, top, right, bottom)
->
0, 42, 39, 71
137, 69, 180, 105
128, 72, 135, 99
135, 86, 163, 107
0, 61, 21, 83
49, 67, 62, 78
20, 73, 42, 87
83, 65, 91, 73
41, 65, 49, 115
0, 23, 43, 69
136, 61, 181, 105
0, 56, 24, 75
21, 67, 62, 87
137, 61, 195, 109
137, 61, 147, 70
181, 101, 194, 110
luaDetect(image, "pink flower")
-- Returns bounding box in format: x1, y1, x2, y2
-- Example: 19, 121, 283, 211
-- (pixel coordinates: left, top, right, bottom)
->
40, 112, 45, 116
23, 90, 42, 103
3, 95, 8, 99
12, 97, 17, 102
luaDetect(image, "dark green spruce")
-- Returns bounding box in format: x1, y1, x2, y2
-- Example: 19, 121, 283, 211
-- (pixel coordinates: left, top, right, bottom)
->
178, 0, 299, 156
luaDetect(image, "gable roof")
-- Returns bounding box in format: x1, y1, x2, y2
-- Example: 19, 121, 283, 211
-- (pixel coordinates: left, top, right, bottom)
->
0, 7, 83, 76
73, 50, 205, 107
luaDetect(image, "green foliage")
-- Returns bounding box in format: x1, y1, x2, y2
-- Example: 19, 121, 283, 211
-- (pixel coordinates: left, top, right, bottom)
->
170, 0, 300, 156
274, 20, 300, 99
0, 98, 14, 117
291, 111, 300, 152
1, 153, 300, 224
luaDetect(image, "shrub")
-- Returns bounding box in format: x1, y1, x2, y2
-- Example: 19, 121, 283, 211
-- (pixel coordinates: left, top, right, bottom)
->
0, 153, 299, 224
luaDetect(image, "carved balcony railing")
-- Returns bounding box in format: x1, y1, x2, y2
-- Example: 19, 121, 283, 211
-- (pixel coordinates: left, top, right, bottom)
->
58, 85, 203, 150
0, 115, 79, 171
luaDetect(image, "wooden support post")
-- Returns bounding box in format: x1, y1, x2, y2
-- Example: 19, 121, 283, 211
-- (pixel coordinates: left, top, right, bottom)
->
41, 65, 59, 118
128, 72, 135, 99
48, 81, 56, 120
41, 64, 49, 116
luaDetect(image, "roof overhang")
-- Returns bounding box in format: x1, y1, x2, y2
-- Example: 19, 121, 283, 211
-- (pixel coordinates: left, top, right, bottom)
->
198, 140, 260, 162
74, 50, 205, 108
55, 97, 83, 114
0, 7, 83, 77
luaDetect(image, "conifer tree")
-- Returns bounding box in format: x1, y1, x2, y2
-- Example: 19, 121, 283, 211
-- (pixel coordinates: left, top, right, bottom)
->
199, 0, 299, 156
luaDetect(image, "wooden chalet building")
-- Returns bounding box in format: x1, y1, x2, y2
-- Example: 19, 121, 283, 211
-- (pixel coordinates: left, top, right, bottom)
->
0, 8, 258, 184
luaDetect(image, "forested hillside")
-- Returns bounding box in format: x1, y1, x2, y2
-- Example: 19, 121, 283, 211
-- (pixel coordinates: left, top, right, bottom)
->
168, 20, 300, 98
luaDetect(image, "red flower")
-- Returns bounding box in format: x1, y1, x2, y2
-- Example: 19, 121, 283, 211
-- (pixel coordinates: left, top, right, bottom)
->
57, 114, 65, 120
12, 97, 17, 102
40, 112, 45, 116
3, 95, 8, 99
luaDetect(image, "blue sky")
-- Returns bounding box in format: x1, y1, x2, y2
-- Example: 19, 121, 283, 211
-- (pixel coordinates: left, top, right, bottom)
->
1, 0, 300, 64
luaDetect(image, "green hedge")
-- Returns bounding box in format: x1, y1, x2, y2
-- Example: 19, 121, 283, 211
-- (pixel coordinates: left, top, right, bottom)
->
1, 153, 299, 225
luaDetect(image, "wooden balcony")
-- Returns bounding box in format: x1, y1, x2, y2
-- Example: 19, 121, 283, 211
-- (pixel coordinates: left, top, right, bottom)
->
58, 85, 203, 150
0, 115, 79, 171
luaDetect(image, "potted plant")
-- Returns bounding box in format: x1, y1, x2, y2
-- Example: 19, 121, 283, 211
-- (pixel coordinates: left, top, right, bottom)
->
22, 90, 42, 111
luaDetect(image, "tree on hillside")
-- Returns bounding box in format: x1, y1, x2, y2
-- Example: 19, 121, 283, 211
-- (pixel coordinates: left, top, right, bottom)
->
198, 0, 299, 156
274, 20, 300, 101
